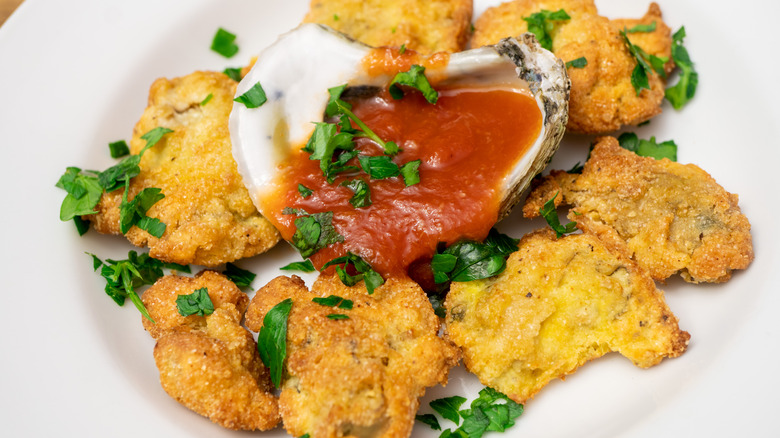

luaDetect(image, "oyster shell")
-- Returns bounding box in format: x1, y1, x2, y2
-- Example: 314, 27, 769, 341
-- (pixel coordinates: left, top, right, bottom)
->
230, 23, 570, 222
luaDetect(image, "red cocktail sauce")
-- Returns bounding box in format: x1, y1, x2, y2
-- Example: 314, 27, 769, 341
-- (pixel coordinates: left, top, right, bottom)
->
263, 86, 542, 278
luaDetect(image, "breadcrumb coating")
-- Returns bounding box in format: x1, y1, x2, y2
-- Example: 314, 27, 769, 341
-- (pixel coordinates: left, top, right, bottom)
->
444, 229, 689, 403
246, 274, 460, 438
471, 1, 672, 133
88, 71, 280, 267
523, 136, 753, 283
303, 0, 473, 53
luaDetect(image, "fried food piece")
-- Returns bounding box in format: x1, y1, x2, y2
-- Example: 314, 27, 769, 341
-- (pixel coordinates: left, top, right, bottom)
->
88, 71, 280, 267
523, 136, 754, 283
444, 228, 689, 403
143, 271, 280, 431
303, 0, 473, 54
471, 1, 672, 133
246, 274, 460, 438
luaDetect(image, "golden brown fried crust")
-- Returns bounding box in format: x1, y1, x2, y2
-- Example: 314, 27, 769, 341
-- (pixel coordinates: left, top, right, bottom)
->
88, 71, 280, 267
144, 272, 280, 431
246, 274, 460, 438
523, 136, 754, 283
444, 229, 689, 403
303, 0, 473, 54
471, 1, 671, 133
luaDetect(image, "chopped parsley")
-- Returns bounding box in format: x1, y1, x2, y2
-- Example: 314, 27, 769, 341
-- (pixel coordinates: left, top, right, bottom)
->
325, 84, 400, 155
417, 387, 524, 438
108, 140, 129, 158
399, 44, 407, 54
223, 262, 256, 289
327, 313, 350, 320
283, 208, 345, 258
388, 64, 439, 104
340, 178, 372, 208
312, 294, 353, 309
56, 167, 103, 223
523, 9, 571, 51
119, 186, 166, 237
200, 93, 213, 106
321, 252, 384, 294
565, 57, 587, 69
617, 132, 677, 161
176, 288, 214, 317
257, 298, 293, 388
621, 29, 668, 95
539, 192, 577, 238
223, 67, 242, 81
626, 21, 657, 33
665, 27, 698, 110
234, 81, 267, 108
432, 229, 519, 284
400, 159, 421, 186
210, 27, 239, 58
280, 259, 317, 272
358, 155, 400, 179
88, 250, 189, 322
298, 184, 313, 198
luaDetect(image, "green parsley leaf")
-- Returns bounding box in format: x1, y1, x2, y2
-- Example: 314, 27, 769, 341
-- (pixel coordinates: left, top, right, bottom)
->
73, 216, 90, 236
283, 208, 345, 258
312, 294, 354, 309
621, 30, 668, 95
327, 313, 349, 320
539, 192, 577, 238
340, 178, 372, 208
565, 57, 587, 69
304, 122, 359, 182
617, 132, 677, 161
432, 229, 519, 283
223, 67, 242, 81
108, 140, 130, 158
89, 251, 169, 322
176, 288, 215, 317
210, 27, 239, 58
200, 93, 213, 106
567, 161, 584, 174
281, 259, 317, 272
139, 127, 174, 155
119, 186, 166, 237
416, 414, 441, 431
56, 167, 102, 221
400, 159, 421, 186
358, 155, 400, 179
469, 387, 524, 433
98, 155, 141, 193
298, 184, 313, 198
626, 21, 657, 33
399, 44, 407, 54
431, 396, 467, 425
523, 9, 571, 51
322, 252, 385, 294
223, 262, 256, 289
257, 298, 293, 388
234, 82, 267, 108
665, 27, 698, 110
323, 85, 400, 156
388, 64, 439, 104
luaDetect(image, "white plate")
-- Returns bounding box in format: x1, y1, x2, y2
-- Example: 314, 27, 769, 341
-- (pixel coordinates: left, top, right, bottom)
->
1, 0, 778, 436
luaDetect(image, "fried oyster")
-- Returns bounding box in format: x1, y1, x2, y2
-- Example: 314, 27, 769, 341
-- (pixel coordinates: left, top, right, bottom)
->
523, 136, 753, 283
142, 271, 280, 431
246, 274, 460, 438
471, 0, 672, 134
88, 71, 280, 267
444, 229, 689, 403
303, 0, 473, 53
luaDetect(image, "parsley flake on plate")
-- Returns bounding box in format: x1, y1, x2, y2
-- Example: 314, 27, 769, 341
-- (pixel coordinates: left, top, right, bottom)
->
618, 132, 677, 161
432, 229, 519, 283
210, 27, 239, 58
257, 298, 293, 388
665, 27, 698, 110
108, 140, 130, 158
523, 9, 571, 51
176, 287, 214, 317
283, 208, 345, 258
388, 64, 439, 104
565, 57, 587, 69
539, 192, 577, 238
280, 259, 317, 272
234, 81, 267, 108
321, 252, 384, 294
222, 262, 256, 289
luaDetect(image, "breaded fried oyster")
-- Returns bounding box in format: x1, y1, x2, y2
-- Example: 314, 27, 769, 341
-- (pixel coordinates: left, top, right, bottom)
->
444, 229, 689, 403
471, 1, 672, 133
303, 0, 473, 54
246, 274, 460, 438
523, 136, 754, 283
88, 71, 280, 267
142, 271, 280, 431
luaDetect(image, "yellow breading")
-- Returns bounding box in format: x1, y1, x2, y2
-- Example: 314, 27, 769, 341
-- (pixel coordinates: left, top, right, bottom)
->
523, 136, 754, 283
143, 271, 280, 431
245, 274, 460, 438
471, 1, 672, 133
303, 0, 473, 54
87, 71, 280, 267
444, 228, 689, 403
